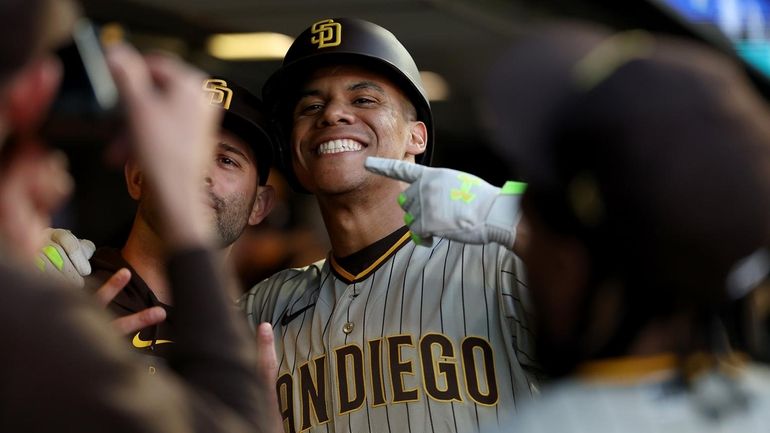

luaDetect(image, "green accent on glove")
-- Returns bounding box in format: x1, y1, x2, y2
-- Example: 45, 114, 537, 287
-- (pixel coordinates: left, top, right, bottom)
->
410, 232, 422, 245
398, 193, 407, 207
42, 245, 64, 271
35, 256, 46, 271
501, 181, 527, 195
450, 173, 482, 203
404, 212, 415, 226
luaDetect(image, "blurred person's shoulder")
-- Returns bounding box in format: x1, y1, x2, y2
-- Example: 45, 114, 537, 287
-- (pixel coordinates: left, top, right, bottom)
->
0, 260, 118, 364
500, 361, 770, 433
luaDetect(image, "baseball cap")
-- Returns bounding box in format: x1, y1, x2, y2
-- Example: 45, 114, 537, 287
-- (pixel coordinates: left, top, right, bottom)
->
202, 77, 274, 185
486, 24, 770, 308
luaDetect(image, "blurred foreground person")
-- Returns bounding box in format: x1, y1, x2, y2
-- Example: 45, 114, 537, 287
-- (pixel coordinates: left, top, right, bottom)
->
0, 0, 280, 431
487, 25, 770, 431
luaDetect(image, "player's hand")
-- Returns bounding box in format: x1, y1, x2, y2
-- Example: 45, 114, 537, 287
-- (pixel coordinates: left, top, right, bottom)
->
36, 228, 95, 287
107, 44, 220, 249
94, 268, 166, 336
365, 157, 526, 248
254, 322, 284, 433
0, 146, 73, 263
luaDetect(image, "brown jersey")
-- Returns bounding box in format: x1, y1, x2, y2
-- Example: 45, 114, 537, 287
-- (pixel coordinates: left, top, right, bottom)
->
87, 247, 175, 373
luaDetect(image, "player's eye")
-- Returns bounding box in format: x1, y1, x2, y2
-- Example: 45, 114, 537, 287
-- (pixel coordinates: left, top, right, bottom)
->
353, 97, 376, 106
217, 155, 239, 168
297, 101, 324, 116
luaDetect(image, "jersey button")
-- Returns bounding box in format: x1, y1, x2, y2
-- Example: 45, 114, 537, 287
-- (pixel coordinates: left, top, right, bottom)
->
342, 322, 355, 334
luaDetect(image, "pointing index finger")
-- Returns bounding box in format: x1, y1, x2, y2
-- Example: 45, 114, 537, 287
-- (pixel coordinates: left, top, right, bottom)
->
365, 157, 424, 183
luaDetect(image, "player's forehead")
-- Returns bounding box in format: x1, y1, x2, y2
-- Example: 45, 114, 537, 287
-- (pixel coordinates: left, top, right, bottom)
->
300, 64, 405, 98
216, 128, 257, 165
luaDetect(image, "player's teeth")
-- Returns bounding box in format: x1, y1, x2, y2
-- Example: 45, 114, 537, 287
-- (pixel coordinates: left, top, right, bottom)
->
317, 139, 363, 155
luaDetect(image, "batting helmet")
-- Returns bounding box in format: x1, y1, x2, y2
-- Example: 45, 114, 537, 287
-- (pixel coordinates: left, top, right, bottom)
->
202, 77, 274, 185
262, 17, 434, 191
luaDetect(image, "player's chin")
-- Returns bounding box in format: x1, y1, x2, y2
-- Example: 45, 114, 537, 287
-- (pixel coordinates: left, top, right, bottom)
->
327, 151, 370, 174
317, 172, 369, 195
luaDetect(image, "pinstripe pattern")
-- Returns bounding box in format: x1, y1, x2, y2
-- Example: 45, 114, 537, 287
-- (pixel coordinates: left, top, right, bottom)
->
239, 236, 538, 433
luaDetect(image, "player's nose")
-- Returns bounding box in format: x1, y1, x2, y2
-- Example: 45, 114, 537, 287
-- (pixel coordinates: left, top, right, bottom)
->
317, 99, 354, 128
203, 166, 213, 187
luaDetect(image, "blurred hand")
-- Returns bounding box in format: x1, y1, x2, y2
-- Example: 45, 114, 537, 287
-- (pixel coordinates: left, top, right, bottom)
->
94, 268, 166, 336
365, 157, 525, 249
106, 45, 221, 249
254, 322, 284, 433
0, 145, 73, 262
36, 228, 95, 287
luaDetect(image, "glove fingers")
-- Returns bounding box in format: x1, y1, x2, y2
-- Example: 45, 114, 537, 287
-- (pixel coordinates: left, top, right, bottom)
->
401, 181, 421, 209
408, 228, 435, 247
365, 156, 423, 183
78, 239, 96, 275
39, 243, 85, 287
51, 229, 80, 255
80, 239, 96, 258
398, 193, 419, 216
50, 229, 93, 276
419, 235, 437, 248
404, 206, 426, 234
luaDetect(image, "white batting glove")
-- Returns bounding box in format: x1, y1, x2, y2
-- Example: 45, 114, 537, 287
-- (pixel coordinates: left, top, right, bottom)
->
36, 228, 96, 287
365, 157, 526, 248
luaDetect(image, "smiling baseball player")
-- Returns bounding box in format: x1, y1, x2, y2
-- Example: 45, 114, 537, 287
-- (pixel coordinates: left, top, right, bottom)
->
240, 17, 538, 433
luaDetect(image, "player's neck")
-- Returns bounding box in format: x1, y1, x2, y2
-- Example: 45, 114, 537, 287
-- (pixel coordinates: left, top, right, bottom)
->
122, 215, 234, 304
121, 214, 173, 305
318, 184, 407, 257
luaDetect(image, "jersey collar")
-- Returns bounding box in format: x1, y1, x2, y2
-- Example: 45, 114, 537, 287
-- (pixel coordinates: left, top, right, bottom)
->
330, 226, 411, 283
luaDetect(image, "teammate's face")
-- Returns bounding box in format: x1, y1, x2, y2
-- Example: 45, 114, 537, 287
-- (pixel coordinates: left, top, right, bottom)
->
136, 129, 266, 247
204, 130, 261, 246
289, 65, 427, 195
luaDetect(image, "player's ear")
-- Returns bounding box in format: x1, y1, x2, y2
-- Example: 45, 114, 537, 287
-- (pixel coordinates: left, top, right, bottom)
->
248, 184, 276, 226
405, 120, 427, 158
124, 158, 144, 200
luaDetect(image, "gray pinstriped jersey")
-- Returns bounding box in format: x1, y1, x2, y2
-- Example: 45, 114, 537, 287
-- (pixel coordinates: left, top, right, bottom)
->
239, 233, 538, 433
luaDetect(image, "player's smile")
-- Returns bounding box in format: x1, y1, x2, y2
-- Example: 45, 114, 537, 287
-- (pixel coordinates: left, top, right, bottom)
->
316, 138, 365, 155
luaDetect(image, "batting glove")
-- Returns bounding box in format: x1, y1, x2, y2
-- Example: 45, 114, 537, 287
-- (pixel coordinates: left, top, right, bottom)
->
36, 228, 96, 287
365, 157, 526, 248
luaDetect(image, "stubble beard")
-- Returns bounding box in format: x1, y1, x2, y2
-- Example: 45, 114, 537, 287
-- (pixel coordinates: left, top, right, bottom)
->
208, 191, 253, 247
139, 189, 255, 248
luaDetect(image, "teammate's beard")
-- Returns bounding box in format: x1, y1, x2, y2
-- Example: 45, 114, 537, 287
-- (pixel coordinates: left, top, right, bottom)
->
139, 187, 255, 248
208, 190, 254, 247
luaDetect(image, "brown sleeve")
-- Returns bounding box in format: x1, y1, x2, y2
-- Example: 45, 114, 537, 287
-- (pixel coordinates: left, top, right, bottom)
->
165, 248, 260, 426
0, 261, 258, 433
